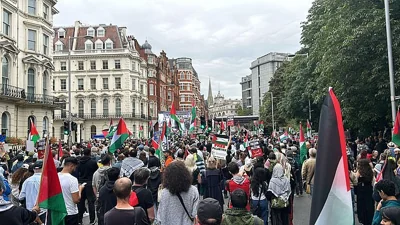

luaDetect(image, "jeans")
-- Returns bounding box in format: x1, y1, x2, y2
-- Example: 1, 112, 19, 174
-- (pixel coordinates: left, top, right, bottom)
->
78, 184, 96, 223
251, 199, 268, 225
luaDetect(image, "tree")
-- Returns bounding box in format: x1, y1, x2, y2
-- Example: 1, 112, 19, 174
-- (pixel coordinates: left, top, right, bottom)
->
236, 104, 252, 116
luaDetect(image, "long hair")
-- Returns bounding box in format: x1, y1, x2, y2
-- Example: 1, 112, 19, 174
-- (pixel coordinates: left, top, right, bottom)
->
163, 161, 192, 195
251, 167, 268, 197
11, 167, 28, 185
357, 159, 373, 181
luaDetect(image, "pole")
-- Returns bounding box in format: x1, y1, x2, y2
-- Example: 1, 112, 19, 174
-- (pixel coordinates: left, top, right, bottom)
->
68, 37, 72, 148
271, 92, 275, 132
308, 99, 312, 122
384, 0, 397, 124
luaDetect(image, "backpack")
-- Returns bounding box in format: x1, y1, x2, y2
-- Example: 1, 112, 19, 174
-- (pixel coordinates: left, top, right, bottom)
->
98, 168, 111, 192
128, 187, 145, 207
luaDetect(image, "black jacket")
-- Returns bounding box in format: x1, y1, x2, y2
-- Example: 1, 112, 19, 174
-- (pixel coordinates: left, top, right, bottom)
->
78, 156, 98, 183
0, 205, 37, 225
98, 180, 117, 224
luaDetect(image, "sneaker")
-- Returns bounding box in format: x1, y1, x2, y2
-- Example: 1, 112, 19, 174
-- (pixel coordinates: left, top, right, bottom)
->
83, 212, 89, 217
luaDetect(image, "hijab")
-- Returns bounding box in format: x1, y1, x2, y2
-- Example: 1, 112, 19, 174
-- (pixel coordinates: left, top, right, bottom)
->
268, 164, 291, 201
275, 152, 291, 179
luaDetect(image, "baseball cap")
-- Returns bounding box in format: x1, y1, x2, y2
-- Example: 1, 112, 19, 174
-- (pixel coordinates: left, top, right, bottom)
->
33, 160, 43, 169
197, 198, 222, 224
21, 164, 29, 169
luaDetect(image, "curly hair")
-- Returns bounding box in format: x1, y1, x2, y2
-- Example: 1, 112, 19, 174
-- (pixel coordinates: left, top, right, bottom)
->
162, 161, 192, 195
11, 167, 28, 185
357, 159, 373, 181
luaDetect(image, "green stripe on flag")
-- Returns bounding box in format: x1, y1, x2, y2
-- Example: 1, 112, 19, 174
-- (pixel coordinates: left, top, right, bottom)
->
39, 193, 67, 225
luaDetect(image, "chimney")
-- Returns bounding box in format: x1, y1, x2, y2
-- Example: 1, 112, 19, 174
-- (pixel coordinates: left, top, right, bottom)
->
72, 21, 82, 50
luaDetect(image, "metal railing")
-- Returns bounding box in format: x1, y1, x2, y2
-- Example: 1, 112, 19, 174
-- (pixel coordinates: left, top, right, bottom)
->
0, 84, 25, 99
26, 93, 55, 105
54, 112, 150, 120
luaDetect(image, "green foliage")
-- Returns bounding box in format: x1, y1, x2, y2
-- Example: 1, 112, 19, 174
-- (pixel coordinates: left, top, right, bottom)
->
236, 104, 252, 116
261, 0, 400, 135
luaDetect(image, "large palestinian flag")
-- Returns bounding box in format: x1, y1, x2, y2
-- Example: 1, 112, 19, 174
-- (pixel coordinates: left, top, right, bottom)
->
29, 119, 40, 144
392, 110, 400, 146
299, 122, 307, 164
109, 118, 130, 153
310, 88, 353, 225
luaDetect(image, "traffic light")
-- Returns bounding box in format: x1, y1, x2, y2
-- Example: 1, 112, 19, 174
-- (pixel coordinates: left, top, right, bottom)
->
207, 119, 212, 131
63, 121, 70, 135
200, 116, 206, 129
71, 122, 77, 131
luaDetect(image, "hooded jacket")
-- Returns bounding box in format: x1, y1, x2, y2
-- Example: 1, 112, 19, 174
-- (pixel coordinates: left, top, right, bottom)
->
92, 166, 111, 193
372, 200, 400, 225
77, 156, 98, 183
222, 208, 263, 225
98, 180, 117, 223
0, 196, 37, 225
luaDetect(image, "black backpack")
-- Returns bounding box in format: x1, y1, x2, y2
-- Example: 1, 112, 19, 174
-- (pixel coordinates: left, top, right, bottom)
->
98, 168, 111, 191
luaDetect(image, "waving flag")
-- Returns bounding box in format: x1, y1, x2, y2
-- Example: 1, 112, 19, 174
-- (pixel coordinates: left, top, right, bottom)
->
58, 139, 63, 160
307, 120, 312, 138
109, 118, 130, 153
29, 118, 40, 144
38, 144, 67, 225
392, 110, 400, 146
300, 122, 307, 164
155, 121, 167, 164
170, 101, 181, 130
189, 99, 196, 132
106, 119, 116, 139
310, 88, 353, 225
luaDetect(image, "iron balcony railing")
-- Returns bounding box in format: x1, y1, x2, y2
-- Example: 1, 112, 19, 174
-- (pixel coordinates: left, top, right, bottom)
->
0, 84, 25, 99
26, 93, 54, 105
54, 112, 150, 120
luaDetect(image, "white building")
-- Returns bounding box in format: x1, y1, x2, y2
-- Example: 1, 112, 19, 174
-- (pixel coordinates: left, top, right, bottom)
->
250, 52, 288, 115
208, 91, 241, 118
52, 21, 149, 142
0, 0, 58, 139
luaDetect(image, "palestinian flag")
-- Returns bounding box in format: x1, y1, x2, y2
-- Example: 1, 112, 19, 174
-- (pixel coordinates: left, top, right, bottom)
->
310, 88, 353, 225
109, 118, 130, 153
151, 138, 159, 149
29, 119, 40, 144
139, 125, 143, 138
299, 122, 307, 164
392, 110, 400, 146
170, 101, 181, 130
307, 119, 312, 138
58, 139, 63, 160
106, 119, 116, 139
189, 99, 196, 132
38, 144, 67, 225
155, 121, 167, 164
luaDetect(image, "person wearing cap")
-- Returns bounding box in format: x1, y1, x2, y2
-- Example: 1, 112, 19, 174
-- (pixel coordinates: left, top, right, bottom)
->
93, 155, 112, 197
24, 151, 35, 164
19, 160, 47, 223
11, 154, 24, 173
197, 198, 223, 225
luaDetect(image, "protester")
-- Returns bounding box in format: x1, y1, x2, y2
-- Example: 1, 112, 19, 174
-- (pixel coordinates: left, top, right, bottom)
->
185, 154, 201, 186
226, 162, 250, 210
11, 154, 24, 173
156, 161, 199, 225
147, 148, 162, 208
120, 150, 144, 179
356, 158, 375, 225
250, 167, 269, 225
59, 157, 85, 225
302, 148, 316, 195
222, 189, 263, 225
98, 167, 120, 225
112, 154, 124, 170
131, 167, 155, 223
372, 180, 400, 225
93, 155, 112, 196
380, 207, 400, 225
197, 198, 223, 225
10, 165, 28, 205
104, 177, 149, 225
201, 157, 224, 208
163, 150, 174, 168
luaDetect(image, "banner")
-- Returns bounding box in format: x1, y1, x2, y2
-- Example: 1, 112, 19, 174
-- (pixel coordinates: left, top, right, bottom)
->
158, 111, 191, 131
211, 134, 229, 159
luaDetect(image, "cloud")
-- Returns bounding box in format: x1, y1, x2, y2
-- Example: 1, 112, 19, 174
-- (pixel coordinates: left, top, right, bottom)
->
54, 0, 313, 99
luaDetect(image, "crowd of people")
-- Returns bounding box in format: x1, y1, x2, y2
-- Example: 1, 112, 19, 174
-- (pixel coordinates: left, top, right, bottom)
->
0, 133, 400, 225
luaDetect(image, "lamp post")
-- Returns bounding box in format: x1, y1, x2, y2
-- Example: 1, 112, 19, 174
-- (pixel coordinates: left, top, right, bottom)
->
384, 0, 397, 124
67, 35, 92, 148
271, 92, 275, 132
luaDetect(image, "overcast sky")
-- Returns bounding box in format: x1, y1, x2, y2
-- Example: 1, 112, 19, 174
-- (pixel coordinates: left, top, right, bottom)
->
54, 0, 314, 99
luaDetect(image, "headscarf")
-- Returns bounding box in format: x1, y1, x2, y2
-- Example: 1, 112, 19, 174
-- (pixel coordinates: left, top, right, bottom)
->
268, 164, 291, 202
275, 152, 291, 178
184, 154, 197, 173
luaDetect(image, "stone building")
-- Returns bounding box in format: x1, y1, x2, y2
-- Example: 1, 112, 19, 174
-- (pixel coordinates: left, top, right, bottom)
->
208, 91, 242, 119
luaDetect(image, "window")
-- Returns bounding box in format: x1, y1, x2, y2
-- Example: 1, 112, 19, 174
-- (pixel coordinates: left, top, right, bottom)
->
132, 125, 136, 136
43, 34, 49, 55
91, 99, 96, 117
78, 61, 84, 70
43, 4, 49, 19
102, 60, 108, 69
115, 77, 121, 89
132, 99, 136, 115
115, 98, 121, 116
85, 40, 93, 50
43, 116, 48, 134
58, 29, 65, 38
3, 10, 11, 36
149, 84, 154, 96
149, 102, 154, 117
140, 102, 144, 116
52, 79, 55, 91
105, 40, 113, 49
132, 79, 136, 90
27, 68, 35, 100
28, 0, 36, 15
43, 72, 48, 96
90, 60, 96, 70
60, 61, 66, 71
90, 78, 96, 90
95, 42, 103, 50
181, 95, 185, 102
103, 78, 108, 89
140, 84, 144, 94
87, 27, 94, 37
97, 28, 105, 37
90, 125, 96, 138
148, 57, 153, 64
115, 60, 121, 69
78, 100, 84, 118
55, 42, 63, 51
132, 62, 136, 71
168, 91, 172, 101
2, 57, 9, 86
60, 79, 66, 90
103, 99, 109, 116
28, 29, 36, 51
1, 112, 9, 136
180, 72, 184, 79
78, 78, 84, 90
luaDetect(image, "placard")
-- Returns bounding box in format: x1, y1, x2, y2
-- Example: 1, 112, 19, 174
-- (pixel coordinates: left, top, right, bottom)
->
37, 139, 46, 160
211, 134, 229, 159
26, 140, 35, 152
248, 140, 263, 158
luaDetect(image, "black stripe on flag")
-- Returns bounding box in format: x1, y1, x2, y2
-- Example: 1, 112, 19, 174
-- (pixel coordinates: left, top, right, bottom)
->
309, 88, 351, 225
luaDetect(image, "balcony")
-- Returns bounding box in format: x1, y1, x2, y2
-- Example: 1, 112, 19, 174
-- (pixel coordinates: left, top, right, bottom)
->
26, 93, 55, 106
0, 84, 25, 100
54, 113, 150, 120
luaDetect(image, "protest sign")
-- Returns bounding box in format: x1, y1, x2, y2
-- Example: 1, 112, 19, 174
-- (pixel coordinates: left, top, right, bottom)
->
211, 134, 229, 159
248, 140, 263, 158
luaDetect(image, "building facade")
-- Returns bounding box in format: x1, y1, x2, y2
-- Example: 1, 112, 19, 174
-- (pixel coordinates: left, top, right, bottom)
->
52, 21, 149, 141
250, 52, 288, 116
208, 91, 242, 119
0, 0, 58, 139
240, 75, 252, 111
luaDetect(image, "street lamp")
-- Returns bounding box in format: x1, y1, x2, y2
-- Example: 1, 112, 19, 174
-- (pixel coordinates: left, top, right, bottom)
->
384, 0, 397, 124
271, 92, 275, 132
67, 35, 92, 148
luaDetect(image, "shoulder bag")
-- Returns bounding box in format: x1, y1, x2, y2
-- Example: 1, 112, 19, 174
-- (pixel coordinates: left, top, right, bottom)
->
176, 192, 194, 222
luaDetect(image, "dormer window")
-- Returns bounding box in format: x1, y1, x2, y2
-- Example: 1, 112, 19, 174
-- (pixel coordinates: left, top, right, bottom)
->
95, 39, 103, 49
97, 27, 105, 37
105, 38, 113, 50
85, 40, 93, 50
55, 40, 63, 51
87, 27, 95, 37
58, 28, 65, 38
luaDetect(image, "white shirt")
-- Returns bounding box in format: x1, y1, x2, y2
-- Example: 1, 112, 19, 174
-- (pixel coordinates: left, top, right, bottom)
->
19, 173, 41, 211
58, 172, 79, 215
